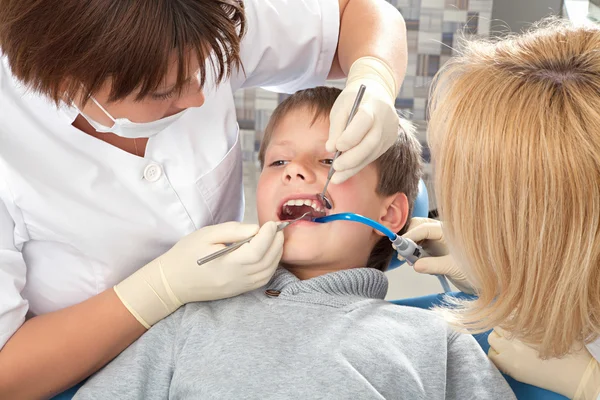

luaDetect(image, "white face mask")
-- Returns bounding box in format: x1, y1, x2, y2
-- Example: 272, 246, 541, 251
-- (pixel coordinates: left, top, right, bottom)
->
75, 97, 188, 139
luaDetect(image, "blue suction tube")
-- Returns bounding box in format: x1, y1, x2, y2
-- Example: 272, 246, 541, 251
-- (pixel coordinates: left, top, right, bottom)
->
312, 213, 452, 293
313, 213, 397, 240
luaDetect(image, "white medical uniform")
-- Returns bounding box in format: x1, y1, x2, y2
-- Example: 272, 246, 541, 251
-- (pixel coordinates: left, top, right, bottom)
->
587, 340, 600, 364
586, 341, 600, 400
0, 0, 339, 349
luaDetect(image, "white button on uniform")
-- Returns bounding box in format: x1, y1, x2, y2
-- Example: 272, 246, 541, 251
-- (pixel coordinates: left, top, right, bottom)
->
143, 164, 162, 182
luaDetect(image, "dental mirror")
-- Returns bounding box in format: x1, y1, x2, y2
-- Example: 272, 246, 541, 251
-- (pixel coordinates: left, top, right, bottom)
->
316, 152, 340, 210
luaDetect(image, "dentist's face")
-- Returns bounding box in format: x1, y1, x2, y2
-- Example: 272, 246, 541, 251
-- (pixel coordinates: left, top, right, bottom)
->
76, 52, 206, 126
257, 108, 385, 271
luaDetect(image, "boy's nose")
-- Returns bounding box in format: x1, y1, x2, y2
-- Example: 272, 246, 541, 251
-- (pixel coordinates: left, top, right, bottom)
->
282, 162, 317, 184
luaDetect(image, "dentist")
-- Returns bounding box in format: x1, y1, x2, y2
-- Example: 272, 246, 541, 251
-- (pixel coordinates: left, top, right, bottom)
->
0, 0, 408, 398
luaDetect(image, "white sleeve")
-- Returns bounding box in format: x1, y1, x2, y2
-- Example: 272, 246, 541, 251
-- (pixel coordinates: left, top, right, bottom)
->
586, 340, 600, 400
0, 177, 29, 350
587, 339, 600, 364
230, 0, 340, 93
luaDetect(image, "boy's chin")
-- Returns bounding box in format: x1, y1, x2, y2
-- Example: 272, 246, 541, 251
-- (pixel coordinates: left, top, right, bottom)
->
281, 243, 326, 266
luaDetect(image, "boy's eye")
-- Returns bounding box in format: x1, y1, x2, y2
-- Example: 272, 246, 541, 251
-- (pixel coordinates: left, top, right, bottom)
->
269, 160, 288, 167
320, 159, 334, 166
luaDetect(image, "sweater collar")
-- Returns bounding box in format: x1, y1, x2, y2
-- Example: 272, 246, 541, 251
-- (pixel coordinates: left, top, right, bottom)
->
267, 267, 388, 300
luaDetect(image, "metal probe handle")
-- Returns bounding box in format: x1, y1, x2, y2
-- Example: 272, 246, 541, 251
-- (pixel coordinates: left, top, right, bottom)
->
196, 235, 254, 266
321, 84, 367, 196
196, 221, 293, 266
195, 212, 312, 267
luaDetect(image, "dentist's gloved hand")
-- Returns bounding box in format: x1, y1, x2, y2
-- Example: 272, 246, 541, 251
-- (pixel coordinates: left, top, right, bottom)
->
400, 217, 475, 294
327, 56, 400, 184
489, 328, 600, 400
115, 221, 283, 328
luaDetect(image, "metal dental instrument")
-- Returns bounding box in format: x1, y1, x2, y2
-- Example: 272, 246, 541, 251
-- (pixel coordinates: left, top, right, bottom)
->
196, 212, 311, 266
312, 213, 452, 293
317, 84, 367, 210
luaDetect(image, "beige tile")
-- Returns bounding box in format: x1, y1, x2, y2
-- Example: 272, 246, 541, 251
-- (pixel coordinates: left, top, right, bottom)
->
421, 0, 445, 8
418, 32, 443, 54
444, 9, 468, 22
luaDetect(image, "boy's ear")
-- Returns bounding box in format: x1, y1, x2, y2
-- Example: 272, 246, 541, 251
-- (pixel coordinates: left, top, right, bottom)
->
375, 193, 409, 237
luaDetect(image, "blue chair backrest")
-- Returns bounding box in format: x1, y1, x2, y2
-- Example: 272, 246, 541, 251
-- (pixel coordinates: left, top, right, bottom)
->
412, 179, 429, 220
51, 384, 83, 400
391, 293, 568, 400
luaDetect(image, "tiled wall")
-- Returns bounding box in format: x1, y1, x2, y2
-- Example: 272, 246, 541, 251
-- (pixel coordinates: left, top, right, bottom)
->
238, 0, 494, 223
590, 0, 600, 20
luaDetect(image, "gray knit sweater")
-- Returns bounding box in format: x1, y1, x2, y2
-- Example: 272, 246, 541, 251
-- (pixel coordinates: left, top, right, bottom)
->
75, 268, 515, 400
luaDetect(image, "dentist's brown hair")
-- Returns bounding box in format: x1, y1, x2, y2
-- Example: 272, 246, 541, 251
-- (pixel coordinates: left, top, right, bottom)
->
0, 0, 246, 105
429, 18, 600, 358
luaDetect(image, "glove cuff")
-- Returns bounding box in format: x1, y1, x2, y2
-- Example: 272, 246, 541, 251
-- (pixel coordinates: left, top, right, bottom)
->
114, 258, 183, 328
346, 56, 398, 103
574, 357, 600, 400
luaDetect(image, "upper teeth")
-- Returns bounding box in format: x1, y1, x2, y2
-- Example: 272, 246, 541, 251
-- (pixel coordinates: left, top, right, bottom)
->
282, 199, 324, 212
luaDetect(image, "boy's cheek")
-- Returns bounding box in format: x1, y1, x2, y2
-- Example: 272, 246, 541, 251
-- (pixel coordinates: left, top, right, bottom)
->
331, 166, 377, 197
255, 178, 274, 224
330, 178, 360, 202
331, 183, 375, 214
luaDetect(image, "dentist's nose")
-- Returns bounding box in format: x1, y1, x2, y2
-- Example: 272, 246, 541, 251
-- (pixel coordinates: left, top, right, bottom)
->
283, 161, 317, 184
173, 87, 205, 109
172, 73, 205, 110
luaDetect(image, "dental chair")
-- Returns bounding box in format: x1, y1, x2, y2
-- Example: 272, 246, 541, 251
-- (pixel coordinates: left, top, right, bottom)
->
390, 181, 567, 400
51, 180, 564, 400
52, 385, 81, 400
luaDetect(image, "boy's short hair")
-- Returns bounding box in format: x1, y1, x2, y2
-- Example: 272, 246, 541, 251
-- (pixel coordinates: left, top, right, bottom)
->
0, 0, 245, 105
259, 86, 423, 271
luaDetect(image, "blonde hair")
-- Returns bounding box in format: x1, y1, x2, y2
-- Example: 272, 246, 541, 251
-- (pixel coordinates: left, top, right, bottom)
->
429, 19, 600, 358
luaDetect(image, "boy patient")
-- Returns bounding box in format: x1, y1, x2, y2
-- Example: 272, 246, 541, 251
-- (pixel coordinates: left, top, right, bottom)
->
75, 87, 514, 399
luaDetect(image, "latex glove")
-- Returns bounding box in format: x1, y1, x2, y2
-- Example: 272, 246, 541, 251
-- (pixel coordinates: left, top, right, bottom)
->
489, 328, 600, 399
400, 217, 475, 294
326, 56, 400, 184
115, 221, 283, 328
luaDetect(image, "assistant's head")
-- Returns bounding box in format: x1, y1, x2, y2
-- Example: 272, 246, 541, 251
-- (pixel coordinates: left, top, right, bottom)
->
0, 0, 246, 124
256, 87, 422, 279
428, 18, 600, 357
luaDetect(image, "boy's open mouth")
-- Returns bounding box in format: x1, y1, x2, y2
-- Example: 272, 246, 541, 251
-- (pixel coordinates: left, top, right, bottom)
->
277, 196, 328, 221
